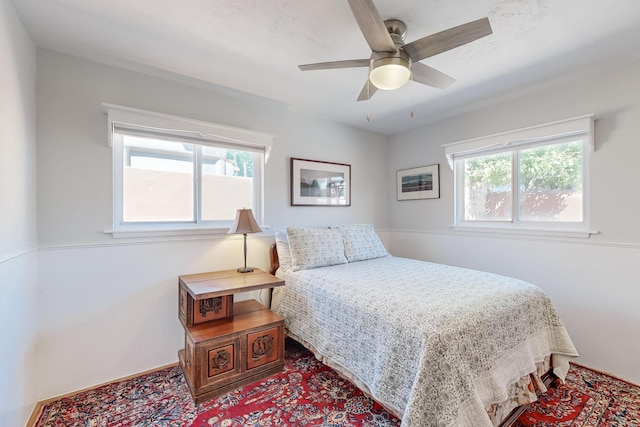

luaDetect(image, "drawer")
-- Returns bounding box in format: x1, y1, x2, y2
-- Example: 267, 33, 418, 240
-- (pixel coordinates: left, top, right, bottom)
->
179, 284, 233, 327
191, 336, 241, 392
247, 326, 281, 370
208, 343, 235, 377
194, 296, 232, 324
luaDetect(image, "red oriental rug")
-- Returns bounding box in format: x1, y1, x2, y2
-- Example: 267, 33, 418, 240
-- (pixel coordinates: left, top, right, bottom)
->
32, 339, 640, 427
513, 363, 640, 427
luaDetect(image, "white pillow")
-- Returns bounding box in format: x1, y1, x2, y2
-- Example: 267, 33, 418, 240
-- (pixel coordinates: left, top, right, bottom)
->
286, 226, 348, 271
274, 228, 292, 272
330, 224, 389, 262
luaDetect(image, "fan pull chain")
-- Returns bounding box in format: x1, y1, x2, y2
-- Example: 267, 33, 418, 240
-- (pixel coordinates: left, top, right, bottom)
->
409, 77, 415, 119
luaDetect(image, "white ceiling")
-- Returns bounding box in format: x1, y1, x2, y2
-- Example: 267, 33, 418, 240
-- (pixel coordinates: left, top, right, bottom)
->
11, 0, 640, 135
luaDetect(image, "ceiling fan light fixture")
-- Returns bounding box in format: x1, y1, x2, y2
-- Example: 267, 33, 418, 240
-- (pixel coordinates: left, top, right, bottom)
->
369, 52, 411, 90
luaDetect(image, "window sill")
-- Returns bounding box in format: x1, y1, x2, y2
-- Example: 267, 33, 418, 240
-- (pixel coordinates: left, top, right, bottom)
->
105, 224, 271, 240
450, 224, 599, 239
105, 227, 230, 239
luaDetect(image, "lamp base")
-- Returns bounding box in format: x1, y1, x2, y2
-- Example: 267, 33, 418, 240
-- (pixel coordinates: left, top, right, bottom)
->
237, 267, 254, 273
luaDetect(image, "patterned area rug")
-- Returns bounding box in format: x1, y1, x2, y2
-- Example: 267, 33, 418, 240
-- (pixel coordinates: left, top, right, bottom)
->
32, 339, 640, 427
513, 363, 640, 427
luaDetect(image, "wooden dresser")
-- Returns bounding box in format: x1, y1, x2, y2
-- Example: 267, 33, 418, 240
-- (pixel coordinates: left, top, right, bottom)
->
177, 268, 285, 404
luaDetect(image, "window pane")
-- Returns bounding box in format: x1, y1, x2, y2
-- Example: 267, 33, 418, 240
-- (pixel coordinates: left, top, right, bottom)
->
122, 135, 194, 222
463, 153, 512, 221
519, 140, 583, 222
201, 148, 255, 221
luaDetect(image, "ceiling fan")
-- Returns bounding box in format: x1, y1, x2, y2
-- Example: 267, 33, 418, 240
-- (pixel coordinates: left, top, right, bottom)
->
298, 0, 493, 101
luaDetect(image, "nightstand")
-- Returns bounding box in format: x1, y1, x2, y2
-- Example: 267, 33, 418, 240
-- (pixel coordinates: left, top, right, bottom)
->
177, 268, 285, 404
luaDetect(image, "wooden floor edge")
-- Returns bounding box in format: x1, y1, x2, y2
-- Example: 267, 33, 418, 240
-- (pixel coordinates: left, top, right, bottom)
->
25, 361, 179, 427
25, 401, 44, 427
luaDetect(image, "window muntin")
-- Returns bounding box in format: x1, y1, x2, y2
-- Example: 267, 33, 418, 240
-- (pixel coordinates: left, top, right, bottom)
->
455, 134, 589, 230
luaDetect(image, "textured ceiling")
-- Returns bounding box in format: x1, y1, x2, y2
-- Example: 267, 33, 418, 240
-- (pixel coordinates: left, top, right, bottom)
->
11, 0, 640, 134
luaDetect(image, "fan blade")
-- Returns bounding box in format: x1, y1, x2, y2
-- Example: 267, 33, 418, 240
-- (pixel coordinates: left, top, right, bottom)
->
299, 59, 370, 71
357, 80, 378, 101
411, 62, 455, 89
403, 17, 492, 63
348, 0, 396, 52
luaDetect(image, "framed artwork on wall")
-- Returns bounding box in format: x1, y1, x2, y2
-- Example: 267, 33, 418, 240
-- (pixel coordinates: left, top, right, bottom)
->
397, 164, 440, 200
290, 158, 351, 206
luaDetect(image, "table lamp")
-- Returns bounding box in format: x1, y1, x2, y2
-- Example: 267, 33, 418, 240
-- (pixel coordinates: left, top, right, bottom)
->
228, 208, 262, 273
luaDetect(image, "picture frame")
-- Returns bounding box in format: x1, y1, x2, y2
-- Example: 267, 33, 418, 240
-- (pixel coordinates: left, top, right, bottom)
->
290, 158, 351, 206
397, 164, 440, 200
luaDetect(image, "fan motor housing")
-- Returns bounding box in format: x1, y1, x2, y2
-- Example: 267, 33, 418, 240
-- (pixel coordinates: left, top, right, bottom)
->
384, 19, 407, 44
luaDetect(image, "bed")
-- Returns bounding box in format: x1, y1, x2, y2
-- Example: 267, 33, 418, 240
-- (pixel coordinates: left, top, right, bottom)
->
268, 225, 579, 427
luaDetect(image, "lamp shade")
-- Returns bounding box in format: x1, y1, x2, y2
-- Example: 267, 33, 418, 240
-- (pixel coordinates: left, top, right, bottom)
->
369, 50, 411, 91
228, 208, 262, 235
228, 208, 262, 273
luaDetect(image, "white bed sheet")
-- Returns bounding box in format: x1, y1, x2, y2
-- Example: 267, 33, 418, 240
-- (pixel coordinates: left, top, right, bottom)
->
271, 256, 578, 427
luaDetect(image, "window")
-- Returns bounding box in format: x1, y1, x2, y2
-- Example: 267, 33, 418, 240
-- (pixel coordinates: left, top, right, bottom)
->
444, 115, 595, 236
104, 104, 273, 236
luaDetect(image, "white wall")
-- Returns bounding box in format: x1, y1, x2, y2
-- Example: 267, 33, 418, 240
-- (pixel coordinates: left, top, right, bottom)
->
35, 50, 389, 400
388, 55, 640, 384
0, 0, 38, 425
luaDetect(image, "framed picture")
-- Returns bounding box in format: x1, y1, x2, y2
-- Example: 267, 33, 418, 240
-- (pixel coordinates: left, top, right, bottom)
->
290, 158, 351, 206
397, 164, 440, 200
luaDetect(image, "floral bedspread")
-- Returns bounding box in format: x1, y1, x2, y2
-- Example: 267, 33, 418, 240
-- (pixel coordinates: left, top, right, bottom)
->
271, 256, 578, 427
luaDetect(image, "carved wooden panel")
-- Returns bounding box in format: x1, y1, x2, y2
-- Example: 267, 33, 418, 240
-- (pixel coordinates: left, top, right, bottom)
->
207, 344, 235, 377
178, 287, 188, 327
246, 327, 279, 370
179, 280, 235, 327
185, 335, 194, 373
194, 296, 231, 324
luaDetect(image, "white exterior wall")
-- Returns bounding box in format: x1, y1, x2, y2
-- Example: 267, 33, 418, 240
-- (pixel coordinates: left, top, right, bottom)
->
388, 55, 640, 385
0, 0, 38, 425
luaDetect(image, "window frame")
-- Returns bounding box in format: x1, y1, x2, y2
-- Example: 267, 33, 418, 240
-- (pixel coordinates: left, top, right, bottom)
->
103, 104, 273, 238
444, 115, 597, 238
